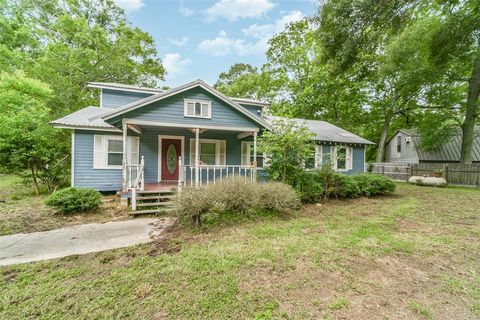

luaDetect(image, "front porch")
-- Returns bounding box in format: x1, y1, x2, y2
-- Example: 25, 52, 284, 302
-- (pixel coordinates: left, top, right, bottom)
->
120, 120, 261, 192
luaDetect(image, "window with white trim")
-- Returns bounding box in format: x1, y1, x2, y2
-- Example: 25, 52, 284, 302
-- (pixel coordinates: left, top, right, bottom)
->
330, 145, 353, 171
304, 145, 323, 170
93, 135, 139, 169
241, 141, 264, 167
189, 139, 226, 165
184, 99, 211, 118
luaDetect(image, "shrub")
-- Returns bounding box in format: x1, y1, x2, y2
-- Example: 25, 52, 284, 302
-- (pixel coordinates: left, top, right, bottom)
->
175, 179, 300, 226
255, 182, 301, 212
352, 174, 396, 196
45, 187, 102, 214
210, 178, 256, 214
174, 186, 213, 226
333, 174, 361, 198
294, 171, 324, 203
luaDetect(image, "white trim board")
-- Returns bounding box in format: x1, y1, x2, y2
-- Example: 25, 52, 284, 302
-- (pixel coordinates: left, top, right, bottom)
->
50, 124, 122, 132
158, 135, 185, 182
71, 130, 75, 187
123, 118, 259, 132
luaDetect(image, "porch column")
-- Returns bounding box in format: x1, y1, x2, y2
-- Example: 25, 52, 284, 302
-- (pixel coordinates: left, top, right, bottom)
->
253, 131, 257, 167
195, 128, 200, 186
122, 122, 128, 191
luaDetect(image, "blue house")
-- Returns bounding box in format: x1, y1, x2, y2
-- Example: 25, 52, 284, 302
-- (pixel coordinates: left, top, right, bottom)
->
51, 80, 373, 195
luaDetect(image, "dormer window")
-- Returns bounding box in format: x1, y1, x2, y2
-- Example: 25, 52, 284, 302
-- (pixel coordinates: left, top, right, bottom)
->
184, 99, 211, 118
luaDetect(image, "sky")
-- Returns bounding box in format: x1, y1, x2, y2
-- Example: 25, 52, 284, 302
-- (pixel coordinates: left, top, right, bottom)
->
114, 0, 317, 87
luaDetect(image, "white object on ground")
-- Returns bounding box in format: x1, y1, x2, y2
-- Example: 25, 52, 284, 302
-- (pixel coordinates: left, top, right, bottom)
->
0, 218, 175, 266
408, 176, 447, 187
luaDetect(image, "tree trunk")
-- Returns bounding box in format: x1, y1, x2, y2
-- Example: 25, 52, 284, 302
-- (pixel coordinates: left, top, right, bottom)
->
460, 50, 480, 164
376, 111, 394, 162
30, 166, 40, 195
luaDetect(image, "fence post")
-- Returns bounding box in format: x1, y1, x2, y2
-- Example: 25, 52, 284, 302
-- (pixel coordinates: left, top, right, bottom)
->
444, 163, 449, 182
409, 164, 413, 178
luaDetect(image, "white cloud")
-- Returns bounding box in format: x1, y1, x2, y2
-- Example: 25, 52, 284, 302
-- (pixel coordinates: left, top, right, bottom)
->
242, 10, 304, 39
163, 53, 192, 78
114, 0, 144, 13
168, 36, 189, 47
198, 11, 305, 57
205, 0, 274, 22
179, 0, 194, 16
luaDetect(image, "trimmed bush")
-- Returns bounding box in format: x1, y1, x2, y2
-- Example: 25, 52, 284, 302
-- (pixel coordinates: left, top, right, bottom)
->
255, 182, 301, 212
294, 171, 324, 203
333, 174, 360, 198
352, 174, 396, 196
45, 187, 102, 214
175, 179, 300, 226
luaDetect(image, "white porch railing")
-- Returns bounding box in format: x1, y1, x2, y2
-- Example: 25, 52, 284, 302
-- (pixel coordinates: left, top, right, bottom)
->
178, 161, 257, 188
124, 156, 145, 191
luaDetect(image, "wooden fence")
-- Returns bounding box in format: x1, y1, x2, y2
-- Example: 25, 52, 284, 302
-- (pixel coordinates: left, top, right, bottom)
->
368, 163, 411, 181
368, 162, 480, 186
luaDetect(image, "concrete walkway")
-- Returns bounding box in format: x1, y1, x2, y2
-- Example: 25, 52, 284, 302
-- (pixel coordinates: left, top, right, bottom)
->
0, 218, 174, 266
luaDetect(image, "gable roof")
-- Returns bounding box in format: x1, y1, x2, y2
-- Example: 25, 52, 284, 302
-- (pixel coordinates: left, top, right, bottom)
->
266, 116, 375, 145
100, 79, 272, 130
87, 82, 163, 94
389, 127, 480, 162
50, 106, 120, 131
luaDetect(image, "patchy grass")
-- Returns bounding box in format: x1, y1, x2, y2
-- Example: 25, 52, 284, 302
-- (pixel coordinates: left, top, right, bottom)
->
0, 175, 128, 235
1, 183, 479, 319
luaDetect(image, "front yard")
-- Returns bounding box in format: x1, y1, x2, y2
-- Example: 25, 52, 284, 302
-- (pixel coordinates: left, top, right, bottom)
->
1, 183, 479, 319
0, 175, 127, 235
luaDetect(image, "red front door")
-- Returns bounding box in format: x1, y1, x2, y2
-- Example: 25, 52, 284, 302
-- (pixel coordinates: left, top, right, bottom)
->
161, 139, 181, 181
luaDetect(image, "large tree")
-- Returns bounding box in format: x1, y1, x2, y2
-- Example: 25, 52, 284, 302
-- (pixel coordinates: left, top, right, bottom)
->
0, 72, 68, 194
1, 0, 166, 115
214, 63, 266, 99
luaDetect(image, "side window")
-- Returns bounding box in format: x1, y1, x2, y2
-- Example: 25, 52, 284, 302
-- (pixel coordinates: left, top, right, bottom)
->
93, 135, 139, 169
397, 135, 402, 153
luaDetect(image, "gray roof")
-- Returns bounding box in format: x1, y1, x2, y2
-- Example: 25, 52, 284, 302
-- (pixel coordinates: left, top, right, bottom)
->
394, 128, 480, 162
266, 116, 375, 145
50, 106, 119, 131
87, 82, 163, 94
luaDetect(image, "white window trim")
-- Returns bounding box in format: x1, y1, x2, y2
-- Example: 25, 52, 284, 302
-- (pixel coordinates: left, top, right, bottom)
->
93, 135, 139, 170
184, 99, 212, 119
330, 145, 353, 172
189, 138, 226, 166
241, 141, 264, 167
314, 145, 323, 169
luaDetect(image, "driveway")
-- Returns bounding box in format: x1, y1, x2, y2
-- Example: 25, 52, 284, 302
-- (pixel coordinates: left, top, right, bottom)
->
0, 218, 175, 266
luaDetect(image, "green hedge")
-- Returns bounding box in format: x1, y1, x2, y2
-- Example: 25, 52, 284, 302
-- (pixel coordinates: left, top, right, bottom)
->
45, 187, 102, 214
295, 168, 396, 203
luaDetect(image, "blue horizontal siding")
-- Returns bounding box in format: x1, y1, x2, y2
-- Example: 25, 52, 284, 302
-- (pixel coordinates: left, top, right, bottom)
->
240, 104, 263, 117
321, 144, 365, 174
102, 89, 152, 109
107, 87, 261, 129
73, 130, 123, 191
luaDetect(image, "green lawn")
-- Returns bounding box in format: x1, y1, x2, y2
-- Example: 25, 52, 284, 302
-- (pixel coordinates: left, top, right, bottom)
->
0, 175, 127, 235
1, 183, 479, 319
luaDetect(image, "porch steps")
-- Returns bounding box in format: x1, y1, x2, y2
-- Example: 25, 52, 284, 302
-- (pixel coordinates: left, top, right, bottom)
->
129, 189, 176, 216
